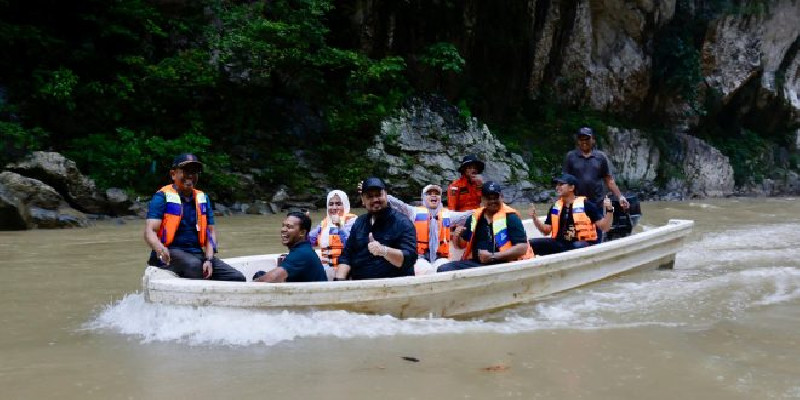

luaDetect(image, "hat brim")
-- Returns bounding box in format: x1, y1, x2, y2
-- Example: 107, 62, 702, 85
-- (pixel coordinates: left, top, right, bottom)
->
174, 161, 203, 170
458, 160, 485, 174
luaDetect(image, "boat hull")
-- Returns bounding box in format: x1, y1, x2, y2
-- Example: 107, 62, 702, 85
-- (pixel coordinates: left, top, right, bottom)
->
143, 219, 693, 318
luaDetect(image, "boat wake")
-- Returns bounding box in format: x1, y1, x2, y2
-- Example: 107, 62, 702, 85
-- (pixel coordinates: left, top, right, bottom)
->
86, 223, 800, 347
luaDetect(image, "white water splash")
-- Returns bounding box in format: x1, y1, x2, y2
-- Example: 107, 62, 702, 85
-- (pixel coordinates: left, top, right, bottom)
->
86, 224, 800, 346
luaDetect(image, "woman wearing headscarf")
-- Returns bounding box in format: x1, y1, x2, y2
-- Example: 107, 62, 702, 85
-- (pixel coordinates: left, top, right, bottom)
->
386, 184, 472, 275
309, 190, 357, 280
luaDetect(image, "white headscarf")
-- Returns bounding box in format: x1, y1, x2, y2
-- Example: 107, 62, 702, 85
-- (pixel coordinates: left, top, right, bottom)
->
421, 184, 443, 261
320, 190, 350, 248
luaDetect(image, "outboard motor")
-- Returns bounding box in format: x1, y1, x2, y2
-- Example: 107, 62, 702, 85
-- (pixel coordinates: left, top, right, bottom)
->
605, 194, 641, 241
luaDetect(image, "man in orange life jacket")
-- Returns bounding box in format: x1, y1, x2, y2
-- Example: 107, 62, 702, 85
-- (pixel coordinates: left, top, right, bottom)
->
447, 154, 484, 212
143, 153, 245, 281
528, 173, 614, 256
437, 181, 534, 272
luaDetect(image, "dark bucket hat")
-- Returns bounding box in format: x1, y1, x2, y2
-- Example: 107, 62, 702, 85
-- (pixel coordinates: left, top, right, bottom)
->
458, 154, 485, 174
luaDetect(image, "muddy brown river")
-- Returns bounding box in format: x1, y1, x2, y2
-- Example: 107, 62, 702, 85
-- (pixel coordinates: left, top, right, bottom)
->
1, 198, 799, 399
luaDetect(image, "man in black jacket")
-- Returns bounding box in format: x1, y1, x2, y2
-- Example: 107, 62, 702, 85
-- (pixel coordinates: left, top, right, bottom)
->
333, 177, 417, 280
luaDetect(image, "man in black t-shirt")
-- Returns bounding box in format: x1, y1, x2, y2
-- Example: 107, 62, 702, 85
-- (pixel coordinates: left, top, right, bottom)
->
529, 174, 614, 256
253, 212, 328, 283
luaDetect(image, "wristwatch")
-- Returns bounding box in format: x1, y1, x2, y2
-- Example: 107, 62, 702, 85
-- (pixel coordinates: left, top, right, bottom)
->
606, 207, 614, 213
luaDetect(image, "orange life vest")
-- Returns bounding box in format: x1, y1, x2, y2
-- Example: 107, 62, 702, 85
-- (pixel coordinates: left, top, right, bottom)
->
319, 213, 357, 266
158, 184, 210, 248
550, 196, 598, 241
413, 207, 451, 259
448, 175, 482, 211
461, 204, 534, 261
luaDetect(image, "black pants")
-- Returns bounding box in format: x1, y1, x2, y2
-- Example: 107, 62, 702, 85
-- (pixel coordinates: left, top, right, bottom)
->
529, 238, 594, 256
437, 259, 495, 272
163, 248, 245, 281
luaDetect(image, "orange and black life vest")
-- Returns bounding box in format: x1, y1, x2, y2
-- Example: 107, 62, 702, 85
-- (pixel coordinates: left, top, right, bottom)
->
413, 207, 451, 259
157, 184, 211, 248
461, 204, 534, 261
319, 213, 357, 266
447, 176, 482, 211
549, 196, 598, 242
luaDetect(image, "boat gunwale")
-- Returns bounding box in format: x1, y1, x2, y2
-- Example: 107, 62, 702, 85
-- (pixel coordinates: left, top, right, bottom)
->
145, 219, 694, 295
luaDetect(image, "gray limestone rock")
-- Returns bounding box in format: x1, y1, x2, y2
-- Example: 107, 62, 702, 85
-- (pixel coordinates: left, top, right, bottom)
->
367, 98, 534, 202
0, 171, 62, 209
6, 151, 109, 214
0, 184, 32, 230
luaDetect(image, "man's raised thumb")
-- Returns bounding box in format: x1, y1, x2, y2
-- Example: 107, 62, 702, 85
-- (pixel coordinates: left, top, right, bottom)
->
368, 232, 375, 242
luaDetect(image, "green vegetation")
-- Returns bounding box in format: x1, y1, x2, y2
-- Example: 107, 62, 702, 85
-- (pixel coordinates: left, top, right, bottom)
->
491, 100, 615, 185
0, 0, 416, 197
1, 0, 796, 201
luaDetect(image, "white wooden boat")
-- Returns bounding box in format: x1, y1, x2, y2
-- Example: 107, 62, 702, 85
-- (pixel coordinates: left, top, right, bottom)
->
142, 219, 693, 318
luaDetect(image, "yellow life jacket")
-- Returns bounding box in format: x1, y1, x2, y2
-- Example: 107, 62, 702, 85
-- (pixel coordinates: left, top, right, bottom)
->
319, 213, 357, 267
158, 184, 210, 248
462, 204, 534, 261
550, 196, 598, 241
413, 207, 451, 258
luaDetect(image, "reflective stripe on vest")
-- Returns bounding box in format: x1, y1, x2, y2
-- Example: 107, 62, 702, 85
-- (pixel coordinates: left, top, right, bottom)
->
319, 213, 357, 266
550, 196, 598, 241
158, 184, 209, 248
413, 207, 451, 258
461, 204, 534, 261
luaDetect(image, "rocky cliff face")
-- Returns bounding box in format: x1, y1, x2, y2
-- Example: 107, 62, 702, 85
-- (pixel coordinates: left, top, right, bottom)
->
366, 98, 535, 202
346, 0, 799, 198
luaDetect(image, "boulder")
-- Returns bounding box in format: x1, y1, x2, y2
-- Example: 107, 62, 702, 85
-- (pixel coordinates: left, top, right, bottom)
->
367, 97, 534, 202
0, 171, 62, 209
6, 151, 108, 214
105, 187, 133, 216
246, 200, 271, 215
28, 206, 89, 229
603, 127, 660, 191
675, 133, 735, 198
0, 184, 31, 230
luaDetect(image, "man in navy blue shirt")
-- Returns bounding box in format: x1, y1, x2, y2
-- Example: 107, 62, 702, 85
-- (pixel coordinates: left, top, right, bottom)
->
333, 177, 417, 280
253, 212, 328, 283
143, 153, 244, 281
528, 173, 614, 255
437, 181, 533, 272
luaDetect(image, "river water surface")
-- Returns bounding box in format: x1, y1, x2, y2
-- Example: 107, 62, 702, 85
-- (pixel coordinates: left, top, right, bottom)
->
1, 198, 799, 399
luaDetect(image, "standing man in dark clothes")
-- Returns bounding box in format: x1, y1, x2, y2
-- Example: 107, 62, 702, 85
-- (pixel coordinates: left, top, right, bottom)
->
144, 153, 245, 281
448, 154, 485, 212
333, 177, 417, 280
563, 127, 630, 211
528, 174, 613, 255
563, 127, 629, 241
437, 182, 533, 272
253, 212, 328, 283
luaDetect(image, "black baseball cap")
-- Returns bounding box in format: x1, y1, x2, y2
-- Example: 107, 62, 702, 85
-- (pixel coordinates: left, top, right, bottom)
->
458, 154, 485, 174
481, 181, 503, 196
576, 127, 594, 137
362, 177, 386, 191
172, 153, 203, 171
552, 173, 578, 186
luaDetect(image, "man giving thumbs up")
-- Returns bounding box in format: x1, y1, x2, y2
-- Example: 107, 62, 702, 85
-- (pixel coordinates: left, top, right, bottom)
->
333, 177, 417, 280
